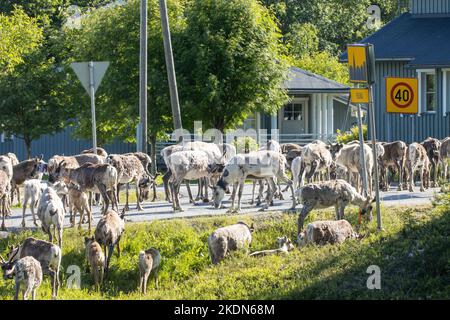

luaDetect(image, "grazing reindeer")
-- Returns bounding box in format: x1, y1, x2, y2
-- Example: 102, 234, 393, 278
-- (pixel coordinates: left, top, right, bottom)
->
55, 161, 118, 214
84, 236, 105, 291
213, 151, 295, 212
296, 179, 374, 235
94, 210, 125, 275
207, 222, 254, 265
249, 236, 295, 257
138, 248, 161, 294
1, 255, 43, 300
5, 237, 61, 299
37, 187, 64, 248
124, 152, 158, 202
297, 220, 357, 248
0, 171, 11, 231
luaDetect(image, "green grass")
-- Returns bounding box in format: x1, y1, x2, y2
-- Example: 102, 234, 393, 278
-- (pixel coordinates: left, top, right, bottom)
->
0, 198, 449, 300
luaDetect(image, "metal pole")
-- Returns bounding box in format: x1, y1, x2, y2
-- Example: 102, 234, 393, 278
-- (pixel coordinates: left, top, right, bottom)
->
139, 0, 148, 153
357, 103, 369, 197
368, 85, 382, 230
88, 61, 97, 152
159, 0, 182, 130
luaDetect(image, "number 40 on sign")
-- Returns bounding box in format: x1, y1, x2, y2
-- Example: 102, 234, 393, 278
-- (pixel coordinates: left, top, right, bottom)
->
386, 77, 418, 114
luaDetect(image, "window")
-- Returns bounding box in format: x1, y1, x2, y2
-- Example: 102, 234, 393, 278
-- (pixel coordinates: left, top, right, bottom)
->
444, 69, 450, 115
242, 113, 257, 131
425, 73, 436, 112
283, 103, 303, 121
417, 69, 437, 113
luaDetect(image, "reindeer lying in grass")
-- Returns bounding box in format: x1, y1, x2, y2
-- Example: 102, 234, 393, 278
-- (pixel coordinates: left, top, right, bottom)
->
249, 236, 295, 257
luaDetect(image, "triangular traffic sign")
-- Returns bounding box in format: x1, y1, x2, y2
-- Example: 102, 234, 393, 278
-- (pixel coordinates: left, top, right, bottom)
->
71, 61, 109, 97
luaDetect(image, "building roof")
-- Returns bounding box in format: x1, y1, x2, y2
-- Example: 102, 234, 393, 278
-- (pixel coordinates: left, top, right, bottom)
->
340, 13, 450, 68
284, 66, 350, 94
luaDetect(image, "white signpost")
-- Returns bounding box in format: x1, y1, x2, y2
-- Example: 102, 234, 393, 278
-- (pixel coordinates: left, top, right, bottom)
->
71, 61, 109, 152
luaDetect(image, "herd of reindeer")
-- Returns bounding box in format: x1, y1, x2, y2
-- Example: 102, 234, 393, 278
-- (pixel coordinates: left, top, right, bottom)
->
0, 135, 448, 299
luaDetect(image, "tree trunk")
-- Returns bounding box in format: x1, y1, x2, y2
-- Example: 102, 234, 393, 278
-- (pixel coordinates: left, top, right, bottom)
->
150, 135, 157, 175
24, 137, 32, 159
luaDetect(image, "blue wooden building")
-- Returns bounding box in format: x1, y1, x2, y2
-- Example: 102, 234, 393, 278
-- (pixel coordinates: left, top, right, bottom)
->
340, 0, 450, 143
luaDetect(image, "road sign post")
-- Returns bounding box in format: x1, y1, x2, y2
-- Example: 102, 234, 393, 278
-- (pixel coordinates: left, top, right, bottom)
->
347, 43, 381, 230
71, 61, 109, 152
88, 62, 97, 152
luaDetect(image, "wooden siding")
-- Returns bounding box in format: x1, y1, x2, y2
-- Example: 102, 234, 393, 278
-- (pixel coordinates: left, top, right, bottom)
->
411, 0, 450, 14
0, 127, 135, 161
371, 61, 450, 143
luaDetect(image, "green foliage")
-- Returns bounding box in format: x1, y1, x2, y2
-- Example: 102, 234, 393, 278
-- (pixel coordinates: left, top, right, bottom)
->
285, 22, 319, 60
66, 0, 186, 144
178, 0, 290, 131
336, 124, 368, 144
263, 0, 401, 54
0, 47, 75, 158
232, 136, 259, 153
0, 8, 43, 73
295, 51, 349, 84
0, 203, 448, 299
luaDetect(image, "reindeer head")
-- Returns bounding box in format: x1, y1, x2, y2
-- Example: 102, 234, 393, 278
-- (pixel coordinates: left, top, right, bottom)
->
84, 236, 95, 248
138, 174, 152, 202
1, 247, 20, 280
360, 198, 376, 222
277, 236, 295, 251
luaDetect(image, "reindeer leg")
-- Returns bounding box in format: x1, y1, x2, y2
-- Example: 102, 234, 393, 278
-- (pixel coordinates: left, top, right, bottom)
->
298, 203, 314, 236
162, 170, 172, 202
203, 177, 210, 202
186, 181, 195, 204
21, 194, 28, 228
136, 181, 143, 211
249, 180, 256, 205
98, 185, 110, 215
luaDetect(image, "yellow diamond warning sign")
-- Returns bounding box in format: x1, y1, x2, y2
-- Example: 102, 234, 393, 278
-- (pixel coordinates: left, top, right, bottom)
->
386, 77, 418, 114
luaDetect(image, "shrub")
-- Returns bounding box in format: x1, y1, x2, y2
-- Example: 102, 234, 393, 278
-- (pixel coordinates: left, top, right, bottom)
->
336, 125, 367, 144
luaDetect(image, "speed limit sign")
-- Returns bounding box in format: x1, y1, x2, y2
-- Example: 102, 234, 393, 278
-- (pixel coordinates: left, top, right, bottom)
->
386, 77, 418, 114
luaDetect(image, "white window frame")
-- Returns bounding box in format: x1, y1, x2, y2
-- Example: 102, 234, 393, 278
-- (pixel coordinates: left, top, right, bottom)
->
417, 69, 437, 114
443, 68, 450, 117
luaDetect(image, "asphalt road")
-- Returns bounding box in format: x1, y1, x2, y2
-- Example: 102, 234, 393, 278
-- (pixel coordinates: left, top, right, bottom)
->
3, 182, 441, 233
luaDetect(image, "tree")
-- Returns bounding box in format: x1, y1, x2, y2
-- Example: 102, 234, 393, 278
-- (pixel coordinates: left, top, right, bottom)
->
285, 22, 319, 60
0, 49, 74, 158
0, 8, 42, 73
263, 0, 402, 54
66, 0, 186, 165
178, 0, 289, 132
295, 51, 349, 85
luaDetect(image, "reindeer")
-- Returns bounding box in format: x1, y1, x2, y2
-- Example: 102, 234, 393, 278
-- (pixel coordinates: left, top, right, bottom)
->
421, 137, 441, 188
138, 248, 161, 294
0, 170, 11, 231
4, 237, 61, 299
106, 154, 151, 211
22, 179, 47, 228
94, 209, 125, 275
440, 137, 450, 181
54, 161, 118, 214
297, 220, 357, 248
249, 236, 295, 257
37, 187, 64, 248
379, 141, 407, 191
81, 147, 108, 158
207, 222, 254, 264
84, 236, 105, 291
296, 179, 375, 235
212, 151, 295, 212
124, 152, 158, 202
1, 255, 43, 300
407, 143, 430, 192
11, 156, 43, 205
